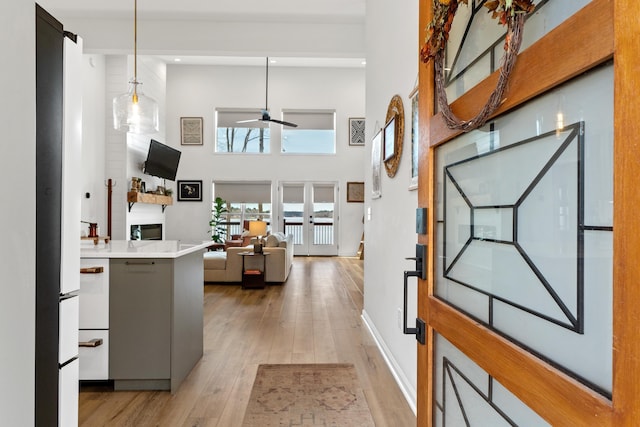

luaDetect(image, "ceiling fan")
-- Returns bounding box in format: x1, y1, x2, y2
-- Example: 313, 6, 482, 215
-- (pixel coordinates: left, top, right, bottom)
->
237, 57, 298, 128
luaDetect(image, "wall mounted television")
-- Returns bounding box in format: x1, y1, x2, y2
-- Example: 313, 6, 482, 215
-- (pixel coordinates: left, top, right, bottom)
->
143, 139, 181, 181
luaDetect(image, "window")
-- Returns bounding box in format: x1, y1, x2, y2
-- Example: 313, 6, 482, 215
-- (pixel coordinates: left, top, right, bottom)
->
216, 109, 270, 153
281, 110, 336, 154
213, 182, 272, 238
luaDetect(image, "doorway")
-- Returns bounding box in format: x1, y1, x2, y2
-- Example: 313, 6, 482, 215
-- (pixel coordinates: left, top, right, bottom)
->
280, 182, 338, 256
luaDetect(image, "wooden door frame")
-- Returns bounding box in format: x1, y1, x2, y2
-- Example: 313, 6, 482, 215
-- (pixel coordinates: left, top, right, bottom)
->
417, 0, 640, 425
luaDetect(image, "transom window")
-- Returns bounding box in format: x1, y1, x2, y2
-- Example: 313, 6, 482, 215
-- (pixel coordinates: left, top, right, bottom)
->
281, 110, 336, 154
215, 109, 270, 153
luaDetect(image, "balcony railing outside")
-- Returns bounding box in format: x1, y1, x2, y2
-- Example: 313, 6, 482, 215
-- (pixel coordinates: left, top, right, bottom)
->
283, 219, 334, 245
215, 219, 333, 246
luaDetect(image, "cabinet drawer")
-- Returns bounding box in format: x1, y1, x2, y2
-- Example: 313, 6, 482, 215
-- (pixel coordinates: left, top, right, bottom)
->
79, 329, 109, 380
59, 358, 79, 427
80, 258, 109, 329
59, 295, 79, 364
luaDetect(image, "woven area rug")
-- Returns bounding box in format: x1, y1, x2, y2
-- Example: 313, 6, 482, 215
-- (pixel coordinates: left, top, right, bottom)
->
242, 363, 375, 427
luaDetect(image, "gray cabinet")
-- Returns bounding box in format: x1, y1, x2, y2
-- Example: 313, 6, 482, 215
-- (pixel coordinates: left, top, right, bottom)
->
110, 259, 172, 389
108, 251, 203, 393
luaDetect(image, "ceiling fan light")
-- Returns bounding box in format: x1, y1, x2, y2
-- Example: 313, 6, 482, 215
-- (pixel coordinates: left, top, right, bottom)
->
113, 79, 159, 134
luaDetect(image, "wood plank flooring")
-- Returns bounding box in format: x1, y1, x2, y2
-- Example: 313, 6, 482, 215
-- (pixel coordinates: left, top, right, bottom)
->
79, 257, 416, 426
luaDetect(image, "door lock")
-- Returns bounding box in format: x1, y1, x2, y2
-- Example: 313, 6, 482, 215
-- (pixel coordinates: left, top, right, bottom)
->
404, 243, 426, 280
403, 244, 426, 345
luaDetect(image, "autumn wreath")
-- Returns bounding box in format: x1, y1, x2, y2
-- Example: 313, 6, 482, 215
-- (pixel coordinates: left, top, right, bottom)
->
421, 0, 535, 132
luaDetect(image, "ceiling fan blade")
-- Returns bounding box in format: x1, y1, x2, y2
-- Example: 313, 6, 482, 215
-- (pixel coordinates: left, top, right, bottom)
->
237, 59, 298, 128
266, 118, 298, 128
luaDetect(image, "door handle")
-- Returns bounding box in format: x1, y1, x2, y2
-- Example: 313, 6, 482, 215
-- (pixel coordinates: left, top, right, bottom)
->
402, 244, 426, 345
403, 271, 419, 336
79, 338, 103, 348
80, 266, 104, 274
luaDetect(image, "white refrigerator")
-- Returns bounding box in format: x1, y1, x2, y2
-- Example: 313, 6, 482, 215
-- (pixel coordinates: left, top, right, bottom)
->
58, 34, 83, 427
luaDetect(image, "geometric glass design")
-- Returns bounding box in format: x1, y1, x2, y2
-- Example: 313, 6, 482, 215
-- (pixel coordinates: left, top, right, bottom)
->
443, 0, 593, 102
435, 333, 551, 426
442, 358, 520, 426
444, 122, 584, 332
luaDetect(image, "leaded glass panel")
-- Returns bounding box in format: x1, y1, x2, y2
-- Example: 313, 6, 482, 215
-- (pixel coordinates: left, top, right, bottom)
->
443, 0, 593, 103
434, 333, 550, 426
434, 64, 613, 396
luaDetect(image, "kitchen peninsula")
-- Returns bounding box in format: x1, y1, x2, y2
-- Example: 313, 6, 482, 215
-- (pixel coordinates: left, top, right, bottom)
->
80, 240, 208, 393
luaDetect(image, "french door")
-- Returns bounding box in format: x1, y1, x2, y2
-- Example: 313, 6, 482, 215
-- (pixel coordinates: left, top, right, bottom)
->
280, 182, 338, 256
417, 1, 640, 426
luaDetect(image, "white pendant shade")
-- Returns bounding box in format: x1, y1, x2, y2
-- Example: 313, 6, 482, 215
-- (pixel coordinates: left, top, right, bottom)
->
113, 79, 159, 134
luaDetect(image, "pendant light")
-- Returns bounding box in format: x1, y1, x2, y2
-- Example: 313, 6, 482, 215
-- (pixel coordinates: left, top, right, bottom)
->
113, 0, 159, 134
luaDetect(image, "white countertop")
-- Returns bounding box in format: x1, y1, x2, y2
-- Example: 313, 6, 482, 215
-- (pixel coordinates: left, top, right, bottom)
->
80, 240, 210, 259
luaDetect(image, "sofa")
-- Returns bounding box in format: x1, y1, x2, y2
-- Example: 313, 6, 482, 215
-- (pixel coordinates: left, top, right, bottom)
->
203, 232, 293, 283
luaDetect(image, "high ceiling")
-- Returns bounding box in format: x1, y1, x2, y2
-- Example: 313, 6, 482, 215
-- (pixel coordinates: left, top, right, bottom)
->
36, 0, 367, 67
37, 0, 365, 21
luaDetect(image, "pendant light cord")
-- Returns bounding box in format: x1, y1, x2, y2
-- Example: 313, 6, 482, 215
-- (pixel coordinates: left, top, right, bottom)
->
133, 0, 138, 102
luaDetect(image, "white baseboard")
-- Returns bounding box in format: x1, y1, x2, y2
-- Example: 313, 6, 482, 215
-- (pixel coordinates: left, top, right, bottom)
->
361, 309, 417, 415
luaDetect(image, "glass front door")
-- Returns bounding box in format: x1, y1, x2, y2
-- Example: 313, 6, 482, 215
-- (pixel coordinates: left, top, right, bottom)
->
281, 182, 338, 256
416, 2, 629, 425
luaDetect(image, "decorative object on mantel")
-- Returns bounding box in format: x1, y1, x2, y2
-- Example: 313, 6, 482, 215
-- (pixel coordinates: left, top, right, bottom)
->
420, 0, 535, 132
180, 117, 203, 145
177, 180, 203, 201
112, 0, 159, 134
349, 117, 366, 145
383, 94, 404, 178
130, 176, 142, 192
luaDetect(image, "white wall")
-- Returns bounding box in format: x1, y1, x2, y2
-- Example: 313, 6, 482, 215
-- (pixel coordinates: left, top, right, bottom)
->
0, 2, 36, 424
81, 54, 107, 233
362, 0, 419, 412
163, 64, 366, 255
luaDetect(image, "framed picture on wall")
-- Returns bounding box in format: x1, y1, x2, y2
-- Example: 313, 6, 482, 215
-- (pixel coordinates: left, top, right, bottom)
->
177, 180, 203, 201
383, 117, 396, 161
180, 117, 203, 145
346, 181, 365, 202
371, 129, 382, 199
409, 85, 419, 190
349, 117, 366, 146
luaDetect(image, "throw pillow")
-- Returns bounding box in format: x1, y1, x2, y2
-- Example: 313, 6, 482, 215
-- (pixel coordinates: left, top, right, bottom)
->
265, 234, 280, 247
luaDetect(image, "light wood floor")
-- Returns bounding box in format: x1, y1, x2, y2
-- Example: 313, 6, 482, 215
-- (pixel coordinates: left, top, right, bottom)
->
79, 256, 416, 426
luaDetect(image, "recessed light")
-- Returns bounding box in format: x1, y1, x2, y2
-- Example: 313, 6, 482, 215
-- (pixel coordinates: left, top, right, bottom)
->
174, 58, 182, 62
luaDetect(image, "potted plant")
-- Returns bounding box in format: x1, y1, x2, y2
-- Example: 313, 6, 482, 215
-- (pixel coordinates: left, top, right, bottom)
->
209, 197, 228, 243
